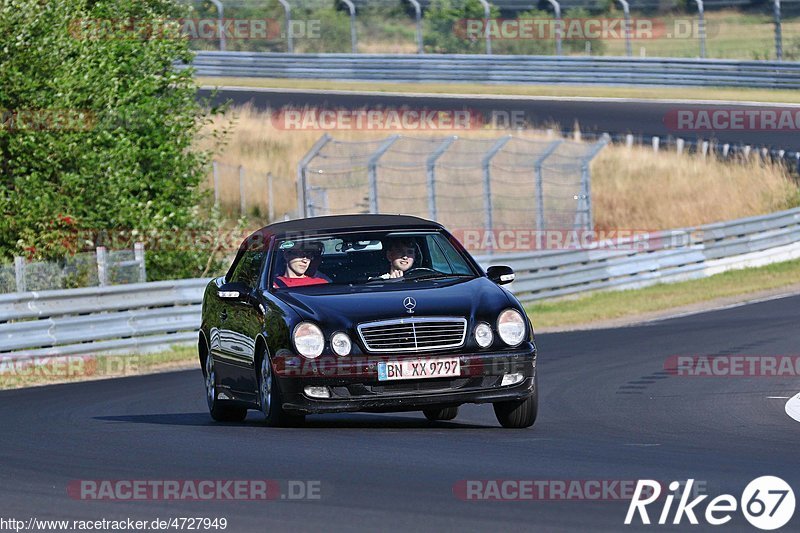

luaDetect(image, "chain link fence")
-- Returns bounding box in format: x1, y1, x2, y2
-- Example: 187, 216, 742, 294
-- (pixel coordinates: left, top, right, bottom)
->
298, 133, 607, 245
0, 244, 146, 294
185, 0, 798, 60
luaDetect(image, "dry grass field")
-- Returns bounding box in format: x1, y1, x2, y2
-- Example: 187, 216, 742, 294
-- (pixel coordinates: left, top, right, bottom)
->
199, 105, 800, 230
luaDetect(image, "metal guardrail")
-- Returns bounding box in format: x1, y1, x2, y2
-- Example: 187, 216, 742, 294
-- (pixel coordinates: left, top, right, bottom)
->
0, 279, 209, 359
1, 207, 799, 360
190, 52, 800, 89
477, 206, 800, 301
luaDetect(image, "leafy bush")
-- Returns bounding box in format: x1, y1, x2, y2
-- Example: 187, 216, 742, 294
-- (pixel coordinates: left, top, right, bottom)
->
423, 0, 500, 54
0, 0, 224, 280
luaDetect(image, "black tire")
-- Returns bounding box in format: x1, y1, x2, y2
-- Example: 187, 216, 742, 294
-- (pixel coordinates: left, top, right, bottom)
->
493, 380, 538, 428
423, 406, 459, 421
204, 353, 247, 422
258, 349, 305, 428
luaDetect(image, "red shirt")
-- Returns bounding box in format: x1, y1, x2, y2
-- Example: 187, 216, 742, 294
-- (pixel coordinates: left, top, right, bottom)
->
274, 275, 328, 288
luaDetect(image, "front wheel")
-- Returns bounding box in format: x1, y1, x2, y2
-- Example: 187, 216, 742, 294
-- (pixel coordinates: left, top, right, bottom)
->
423, 406, 459, 421
259, 351, 305, 427
493, 383, 538, 429
205, 354, 247, 422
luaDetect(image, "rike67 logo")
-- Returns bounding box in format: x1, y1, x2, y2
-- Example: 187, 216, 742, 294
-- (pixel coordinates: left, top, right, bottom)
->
625, 477, 795, 530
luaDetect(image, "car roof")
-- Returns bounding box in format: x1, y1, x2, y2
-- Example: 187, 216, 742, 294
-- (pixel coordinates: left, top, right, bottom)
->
253, 214, 442, 238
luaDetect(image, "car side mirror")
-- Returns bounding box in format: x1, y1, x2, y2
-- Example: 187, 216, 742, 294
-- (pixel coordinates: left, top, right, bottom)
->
486, 265, 515, 285
219, 281, 250, 300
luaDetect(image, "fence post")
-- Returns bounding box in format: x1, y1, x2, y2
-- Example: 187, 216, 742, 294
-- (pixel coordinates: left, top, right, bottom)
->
547, 0, 562, 56
367, 135, 401, 214
209, 0, 226, 52
478, 0, 492, 54
625, 134, 634, 148
341, 0, 358, 53
676, 138, 685, 155
239, 165, 246, 216
774, 0, 783, 60
408, 0, 423, 54
212, 161, 220, 207
534, 140, 563, 232
268, 172, 275, 222
426, 136, 457, 221
96, 246, 108, 287
617, 0, 632, 57
297, 134, 332, 218
695, 0, 706, 58
134, 242, 146, 283
652, 136, 660, 152
481, 136, 512, 254
14, 256, 26, 293
575, 135, 609, 231
278, 0, 293, 53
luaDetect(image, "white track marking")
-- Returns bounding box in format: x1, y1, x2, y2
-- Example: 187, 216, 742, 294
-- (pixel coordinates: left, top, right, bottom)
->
785, 392, 800, 423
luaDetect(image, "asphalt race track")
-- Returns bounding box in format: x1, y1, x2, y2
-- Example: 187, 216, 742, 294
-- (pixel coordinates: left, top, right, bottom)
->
202, 88, 800, 151
2, 294, 798, 532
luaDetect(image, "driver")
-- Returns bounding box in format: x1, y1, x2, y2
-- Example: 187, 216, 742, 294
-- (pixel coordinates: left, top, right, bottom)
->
378, 238, 416, 279
274, 241, 329, 288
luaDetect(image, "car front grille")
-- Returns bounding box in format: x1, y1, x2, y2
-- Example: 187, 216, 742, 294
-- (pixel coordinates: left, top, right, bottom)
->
357, 317, 467, 353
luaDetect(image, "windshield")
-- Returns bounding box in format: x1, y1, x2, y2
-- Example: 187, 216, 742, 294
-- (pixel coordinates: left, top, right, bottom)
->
270, 230, 476, 290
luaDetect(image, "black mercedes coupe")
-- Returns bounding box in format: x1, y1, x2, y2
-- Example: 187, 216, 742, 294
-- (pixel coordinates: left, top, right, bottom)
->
199, 214, 538, 428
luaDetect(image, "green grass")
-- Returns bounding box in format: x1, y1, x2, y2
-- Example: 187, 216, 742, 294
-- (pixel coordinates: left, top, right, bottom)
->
0, 345, 197, 390
197, 77, 800, 105
526, 258, 800, 329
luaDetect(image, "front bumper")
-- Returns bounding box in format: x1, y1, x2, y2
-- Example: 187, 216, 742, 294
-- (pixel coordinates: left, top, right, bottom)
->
271, 343, 536, 414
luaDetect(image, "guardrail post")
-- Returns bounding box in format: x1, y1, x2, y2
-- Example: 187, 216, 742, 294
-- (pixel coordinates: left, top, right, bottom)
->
341, 0, 358, 53
239, 165, 246, 216
96, 246, 108, 287
478, 0, 492, 54
616, 0, 632, 57
14, 256, 26, 293
625, 134, 634, 148
367, 135, 400, 214
297, 134, 332, 218
268, 172, 275, 222
278, 0, 293, 53
134, 242, 146, 283
547, 0, 562, 56
481, 136, 512, 254
209, 0, 226, 52
426, 136, 457, 221
722, 144, 730, 157
408, 0, 423, 54
774, 0, 783, 60
694, 0, 706, 58
652, 136, 660, 152
534, 140, 563, 231
212, 161, 220, 207
676, 138, 685, 155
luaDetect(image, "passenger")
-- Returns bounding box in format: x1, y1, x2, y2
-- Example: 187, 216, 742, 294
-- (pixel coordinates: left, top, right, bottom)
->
274, 242, 329, 288
378, 238, 416, 279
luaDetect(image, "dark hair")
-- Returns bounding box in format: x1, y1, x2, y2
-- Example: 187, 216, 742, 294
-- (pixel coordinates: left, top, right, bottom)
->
384, 237, 415, 252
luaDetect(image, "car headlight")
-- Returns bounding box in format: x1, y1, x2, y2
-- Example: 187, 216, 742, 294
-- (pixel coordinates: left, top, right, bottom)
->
474, 322, 493, 348
331, 332, 352, 356
293, 322, 324, 358
497, 309, 526, 347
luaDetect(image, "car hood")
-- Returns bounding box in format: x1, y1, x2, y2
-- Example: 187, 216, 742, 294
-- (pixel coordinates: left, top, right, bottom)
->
273, 277, 514, 331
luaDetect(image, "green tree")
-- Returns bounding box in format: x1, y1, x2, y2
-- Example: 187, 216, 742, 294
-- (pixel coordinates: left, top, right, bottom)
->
423, 0, 500, 54
0, 0, 223, 280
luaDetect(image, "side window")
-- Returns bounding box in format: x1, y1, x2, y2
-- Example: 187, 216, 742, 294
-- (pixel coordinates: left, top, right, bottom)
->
229, 251, 266, 288
429, 234, 473, 275
427, 235, 450, 272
